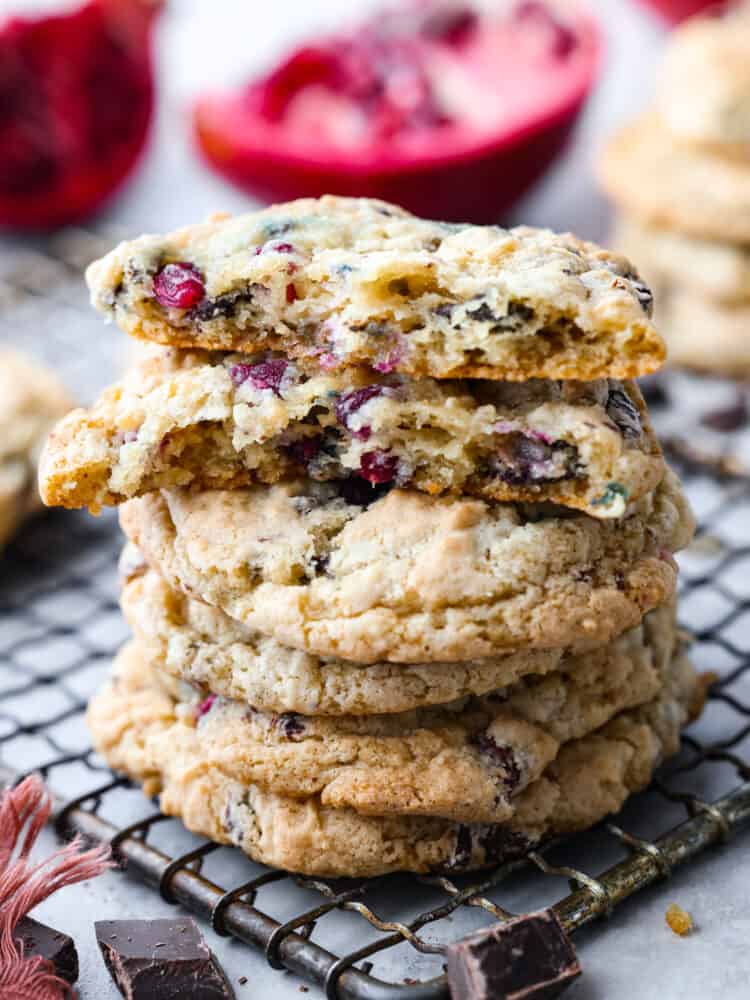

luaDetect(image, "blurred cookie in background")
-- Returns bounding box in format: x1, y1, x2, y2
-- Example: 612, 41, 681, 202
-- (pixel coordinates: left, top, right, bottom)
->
0, 348, 73, 550
599, 4, 750, 377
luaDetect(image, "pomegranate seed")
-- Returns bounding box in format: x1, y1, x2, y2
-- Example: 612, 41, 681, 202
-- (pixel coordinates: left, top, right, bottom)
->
197, 694, 216, 719
230, 359, 288, 395
335, 385, 385, 441
359, 450, 398, 484
420, 6, 478, 45
153, 262, 205, 309
286, 283, 298, 303
254, 241, 296, 255
288, 436, 322, 464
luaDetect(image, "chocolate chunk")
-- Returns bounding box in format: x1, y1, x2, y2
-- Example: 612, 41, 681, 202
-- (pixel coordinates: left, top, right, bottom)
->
95, 918, 234, 999
639, 377, 668, 408
14, 916, 78, 984
605, 386, 642, 439
445, 908, 581, 1000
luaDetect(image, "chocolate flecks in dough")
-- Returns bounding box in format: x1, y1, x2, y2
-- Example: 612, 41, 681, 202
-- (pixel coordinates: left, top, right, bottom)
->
261, 219, 297, 239
445, 824, 531, 872
475, 733, 522, 792
624, 272, 654, 315
274, 712, 306, 740
466, 302, 497, 324
491, 437, 578, 486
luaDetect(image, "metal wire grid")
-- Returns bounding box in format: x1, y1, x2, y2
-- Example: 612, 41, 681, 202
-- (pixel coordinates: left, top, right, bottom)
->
1, 235, 750, 999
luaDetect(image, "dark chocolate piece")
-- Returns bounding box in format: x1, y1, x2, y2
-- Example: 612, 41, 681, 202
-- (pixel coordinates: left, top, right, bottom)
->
445, 908, 580, 1000
95, 918, 234, 999
14, 915, 79, 984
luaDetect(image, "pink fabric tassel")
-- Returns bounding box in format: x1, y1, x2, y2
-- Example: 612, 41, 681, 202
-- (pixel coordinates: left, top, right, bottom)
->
0, 776, 112, 999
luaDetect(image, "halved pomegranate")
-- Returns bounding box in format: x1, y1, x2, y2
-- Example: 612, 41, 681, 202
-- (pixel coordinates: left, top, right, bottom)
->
636, 0, 723, 23
0, 0, 160, 230
194, 1, 600, 223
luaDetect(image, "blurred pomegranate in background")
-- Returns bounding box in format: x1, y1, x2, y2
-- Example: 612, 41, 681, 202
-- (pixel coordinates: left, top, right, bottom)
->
0, 0, 160, 230
637, 0, 725, 23
194, 1, 600, 223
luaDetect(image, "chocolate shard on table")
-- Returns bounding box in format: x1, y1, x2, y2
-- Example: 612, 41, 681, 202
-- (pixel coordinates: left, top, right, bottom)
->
95, 917, 234, 999
14, 915, 79, 985
445, 907, 581, 1000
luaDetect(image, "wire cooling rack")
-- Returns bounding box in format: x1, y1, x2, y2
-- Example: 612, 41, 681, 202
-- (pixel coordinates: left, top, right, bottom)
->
2, 233, 750, 999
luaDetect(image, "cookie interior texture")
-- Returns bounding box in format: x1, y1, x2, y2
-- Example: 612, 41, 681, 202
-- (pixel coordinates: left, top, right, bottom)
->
87, 638, 700, 877
39, 345, 664, 518
86, 195, 664, 382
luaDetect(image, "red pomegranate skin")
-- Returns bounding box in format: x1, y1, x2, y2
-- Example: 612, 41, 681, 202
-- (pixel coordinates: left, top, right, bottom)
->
193, 2, 600, 224
0, 0, 160, 230
636, 0, 724, 24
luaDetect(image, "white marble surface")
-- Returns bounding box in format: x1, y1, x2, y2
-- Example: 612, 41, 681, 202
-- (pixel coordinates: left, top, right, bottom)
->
6, 1, 750, 997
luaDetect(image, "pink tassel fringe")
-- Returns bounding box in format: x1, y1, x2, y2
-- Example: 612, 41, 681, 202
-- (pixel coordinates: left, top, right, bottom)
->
0, 776, 112, 999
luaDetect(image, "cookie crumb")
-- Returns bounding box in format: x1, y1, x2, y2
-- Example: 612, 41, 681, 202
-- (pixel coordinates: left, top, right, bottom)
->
299, 987, 309, 993
665, 903, 693, 936
238, 976, 248, 985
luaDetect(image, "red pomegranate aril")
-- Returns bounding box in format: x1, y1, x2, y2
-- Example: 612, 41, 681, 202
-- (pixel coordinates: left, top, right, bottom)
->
335, 385, 385, 441
153, 262, 205, 309
197, 694, 216, 719
231, 358, 288, 395
359, 450, 398, 484
286, 283, 298, 303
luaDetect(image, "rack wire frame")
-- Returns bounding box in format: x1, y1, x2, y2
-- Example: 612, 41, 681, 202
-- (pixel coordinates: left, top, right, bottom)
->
1, 233, 750, 999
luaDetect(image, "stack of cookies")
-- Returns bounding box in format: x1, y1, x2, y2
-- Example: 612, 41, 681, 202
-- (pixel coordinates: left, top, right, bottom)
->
600, 5, 750, 376
40, 196, 700, 877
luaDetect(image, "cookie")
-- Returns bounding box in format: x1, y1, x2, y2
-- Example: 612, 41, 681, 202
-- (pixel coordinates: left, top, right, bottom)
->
599, 114, 750, 245
119, 472, 693, 664
87, 639, 700, 876
123, 561, 675, 717
0, 348, 73, 549
613, 216, 750, 307
125, 605, 677, 823
655, 9, 750, 150
85, 195, 664, 382
40, 346, 664, 518
653, 286, 750, 377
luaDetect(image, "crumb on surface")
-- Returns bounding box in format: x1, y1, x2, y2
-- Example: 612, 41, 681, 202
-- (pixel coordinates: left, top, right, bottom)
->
665, 903, 693, 936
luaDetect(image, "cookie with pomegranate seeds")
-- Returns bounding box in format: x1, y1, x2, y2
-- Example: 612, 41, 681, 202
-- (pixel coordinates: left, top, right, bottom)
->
87, 637, 700, 877
120, 597, 673, 824
613, 216, 750, 307
85, 195, 664, 381
0, 349, 73, 550
123, 562, 675, 717
654, 8, 750, 151
600, 114, 750, 245
119, 470, 693, 665
39, 345, 664, 518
